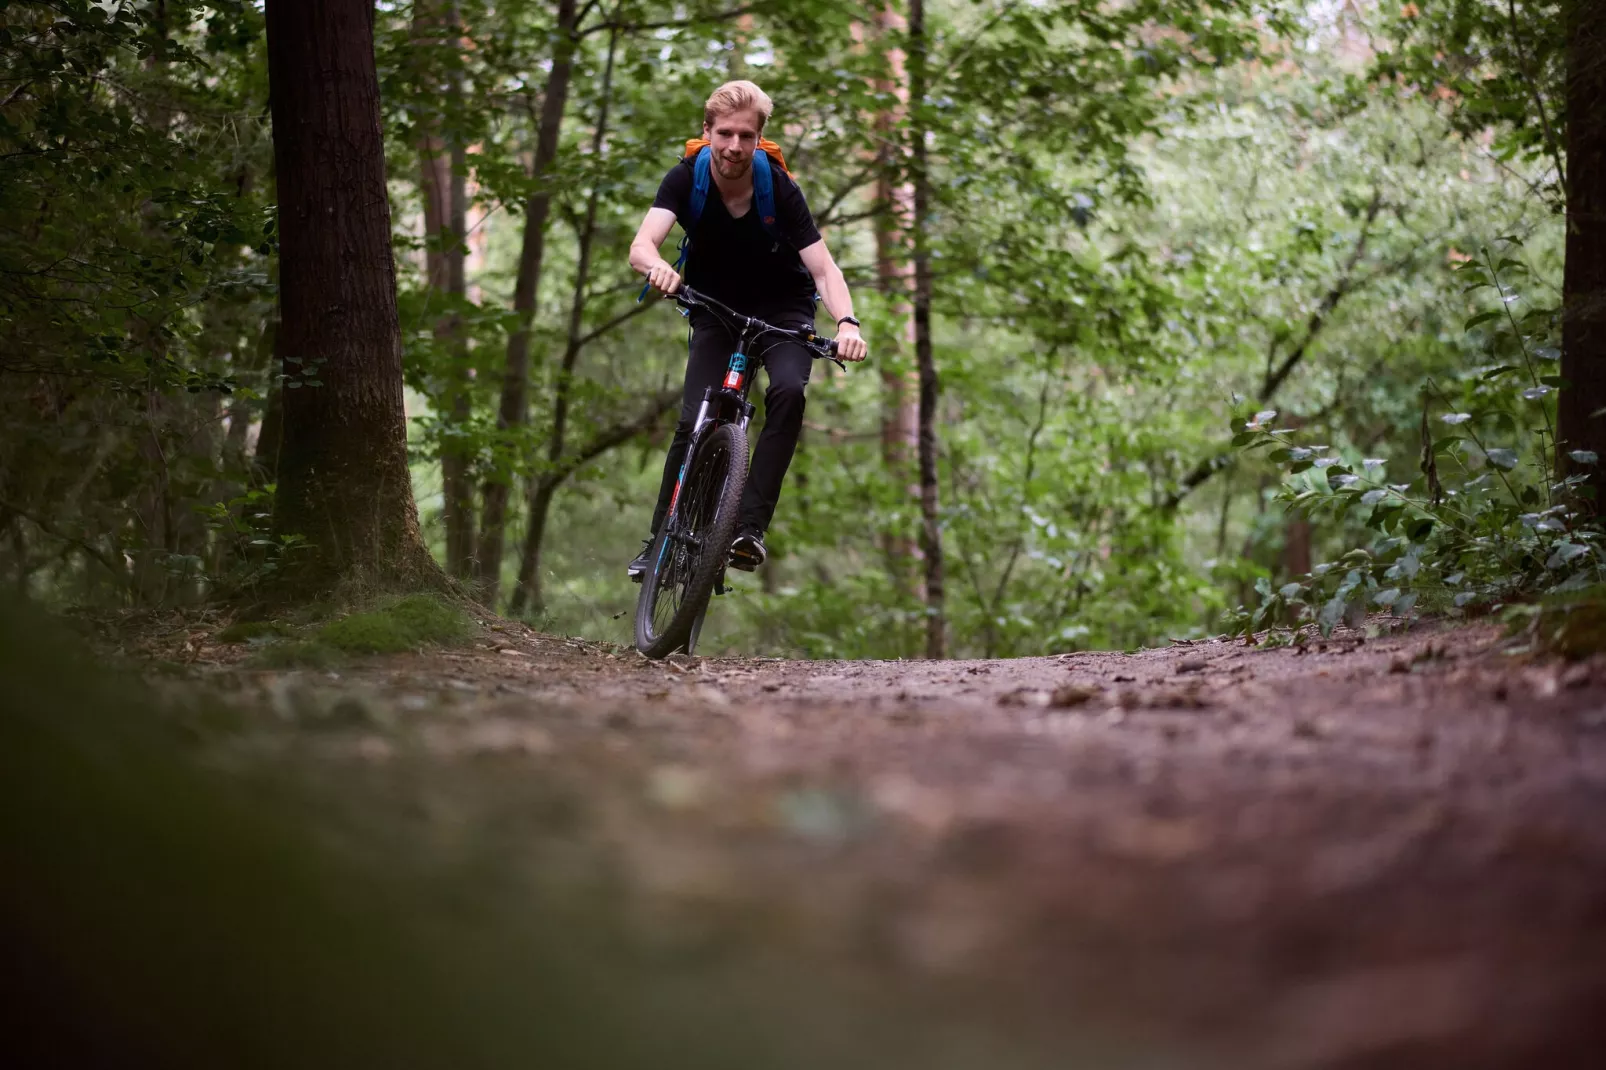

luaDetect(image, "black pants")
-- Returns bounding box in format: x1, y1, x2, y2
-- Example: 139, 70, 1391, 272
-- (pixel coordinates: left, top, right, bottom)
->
651, 314, 813, 536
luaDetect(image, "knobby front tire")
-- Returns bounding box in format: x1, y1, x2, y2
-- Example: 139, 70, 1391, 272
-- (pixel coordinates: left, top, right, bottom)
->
634, 422, 748, 658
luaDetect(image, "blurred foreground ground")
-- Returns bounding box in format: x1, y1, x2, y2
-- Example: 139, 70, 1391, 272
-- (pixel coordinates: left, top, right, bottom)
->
13, 613, 1606, 1069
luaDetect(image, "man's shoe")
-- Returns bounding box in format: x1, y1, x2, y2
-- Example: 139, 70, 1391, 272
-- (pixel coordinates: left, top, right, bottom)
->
627, 538, 653, 583
730, 529, 767, 572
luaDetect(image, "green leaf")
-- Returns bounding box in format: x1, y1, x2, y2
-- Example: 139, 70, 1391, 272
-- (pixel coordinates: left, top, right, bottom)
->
1546, 542, 1590, 569
1317, 595, 1346, 636
1464, 310, 1502, 330
1570, 450, 1599, 465
1344, 597, 1368, 630
1485, 448, 1519, 470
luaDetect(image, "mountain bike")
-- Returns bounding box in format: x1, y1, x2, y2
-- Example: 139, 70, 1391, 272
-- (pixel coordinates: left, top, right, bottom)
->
634, 285, 843, 658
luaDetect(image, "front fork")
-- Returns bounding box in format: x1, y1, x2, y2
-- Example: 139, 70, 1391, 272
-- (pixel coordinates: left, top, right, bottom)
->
663, 348, 757, 599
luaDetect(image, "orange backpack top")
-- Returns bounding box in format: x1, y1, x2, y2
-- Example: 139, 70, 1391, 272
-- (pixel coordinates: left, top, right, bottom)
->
682, 136, 792, 175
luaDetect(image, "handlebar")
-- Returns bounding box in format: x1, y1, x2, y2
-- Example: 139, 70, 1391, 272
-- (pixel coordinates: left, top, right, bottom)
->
669, 285, 843, 366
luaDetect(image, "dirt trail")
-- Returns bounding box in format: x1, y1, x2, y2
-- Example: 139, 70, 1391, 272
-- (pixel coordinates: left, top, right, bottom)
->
177, 619, 1606, 1068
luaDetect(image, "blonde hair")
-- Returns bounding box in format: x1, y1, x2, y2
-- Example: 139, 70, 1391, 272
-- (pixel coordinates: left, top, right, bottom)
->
703, 80, 773, 131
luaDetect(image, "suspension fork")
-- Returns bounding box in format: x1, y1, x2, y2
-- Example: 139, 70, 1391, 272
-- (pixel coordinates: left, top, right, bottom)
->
666, 326, 756, 529
665, 390, 713, 530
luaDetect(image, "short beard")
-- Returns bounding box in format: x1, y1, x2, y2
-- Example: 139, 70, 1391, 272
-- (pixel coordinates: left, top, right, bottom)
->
715, 156, 750, 179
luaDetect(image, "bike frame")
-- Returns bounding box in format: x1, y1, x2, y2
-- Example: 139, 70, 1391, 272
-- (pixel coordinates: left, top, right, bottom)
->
657, 287, 839, 545
634, 286, 841, 655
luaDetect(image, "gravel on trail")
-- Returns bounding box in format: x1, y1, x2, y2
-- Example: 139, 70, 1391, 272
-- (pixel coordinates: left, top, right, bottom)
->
158, 618, 1606, 1068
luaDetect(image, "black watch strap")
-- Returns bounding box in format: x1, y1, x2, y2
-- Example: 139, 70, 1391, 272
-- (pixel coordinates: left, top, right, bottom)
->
836, 315, 860, 328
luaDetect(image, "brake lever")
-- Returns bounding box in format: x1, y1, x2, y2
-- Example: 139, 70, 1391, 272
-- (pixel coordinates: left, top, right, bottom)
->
804, 328, 847, 370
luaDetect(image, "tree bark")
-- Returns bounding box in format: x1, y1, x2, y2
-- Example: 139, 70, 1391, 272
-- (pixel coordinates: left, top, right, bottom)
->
870, 4, 922, 600
263, 0, 441, 594
1560, 0, 1606, 508
476, 0, 580, 604
413, 0, 476, 578
909, 0, 945, 659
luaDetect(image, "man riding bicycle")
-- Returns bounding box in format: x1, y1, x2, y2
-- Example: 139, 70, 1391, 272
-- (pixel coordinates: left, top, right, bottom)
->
627, 80, 869, 580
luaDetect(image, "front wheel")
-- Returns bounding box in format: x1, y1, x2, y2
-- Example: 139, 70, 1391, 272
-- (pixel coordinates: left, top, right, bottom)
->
634, 422, 748, 658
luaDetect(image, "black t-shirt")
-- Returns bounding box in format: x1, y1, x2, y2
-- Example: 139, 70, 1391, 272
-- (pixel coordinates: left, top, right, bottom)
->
651, 154, 821, 322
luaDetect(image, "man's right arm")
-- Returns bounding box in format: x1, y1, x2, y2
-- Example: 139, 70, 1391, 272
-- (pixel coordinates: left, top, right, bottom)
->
629, 207, 682, 294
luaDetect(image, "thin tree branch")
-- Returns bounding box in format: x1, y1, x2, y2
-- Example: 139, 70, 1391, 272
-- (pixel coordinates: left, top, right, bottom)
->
1505, 0, 1567, 191
989, 364, 1052, 611
580, 3, 772, 38
574, 299, 653, 349
0, 498, 123, 579
1163, 188, 1402, 511
543, 389, 679, 486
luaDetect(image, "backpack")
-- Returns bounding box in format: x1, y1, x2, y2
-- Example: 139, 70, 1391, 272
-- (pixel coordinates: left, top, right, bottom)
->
638, 138, 792, 303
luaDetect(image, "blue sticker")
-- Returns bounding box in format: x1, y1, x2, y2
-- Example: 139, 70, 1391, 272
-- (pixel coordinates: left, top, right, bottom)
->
730, 351, 747, 372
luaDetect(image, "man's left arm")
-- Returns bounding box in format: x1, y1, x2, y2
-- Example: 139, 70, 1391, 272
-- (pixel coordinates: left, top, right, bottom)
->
797, 240, 868, 363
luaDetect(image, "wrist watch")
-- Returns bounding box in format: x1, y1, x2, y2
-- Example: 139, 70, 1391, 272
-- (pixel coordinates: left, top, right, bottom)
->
836, 315, 860, 328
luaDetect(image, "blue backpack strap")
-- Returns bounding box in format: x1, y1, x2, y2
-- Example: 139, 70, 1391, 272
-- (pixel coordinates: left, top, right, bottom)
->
688, 145, 712, 227
752, 151, 818, 300
639, 146, 713, 303
751, 148, 779, 240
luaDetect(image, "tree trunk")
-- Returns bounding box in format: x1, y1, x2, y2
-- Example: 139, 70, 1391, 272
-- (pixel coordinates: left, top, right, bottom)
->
414, 0, 476, 578
1560, 0, 1606, 507
440, 142, 476, 578
263, 0, 440, 594
728, 12, 753, 76
870, 4, 922, 601
909, 0, 945, 659
509, 25, 618, 619
476, 0, 579, 604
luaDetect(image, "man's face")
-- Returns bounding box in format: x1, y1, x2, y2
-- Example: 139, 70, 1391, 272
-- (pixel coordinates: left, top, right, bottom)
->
703, 108, 762, 181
